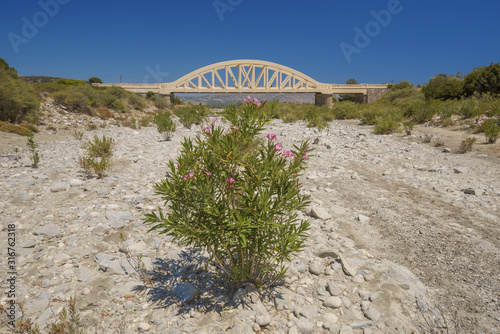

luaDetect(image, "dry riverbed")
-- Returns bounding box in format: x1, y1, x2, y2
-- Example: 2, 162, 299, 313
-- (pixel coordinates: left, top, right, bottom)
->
0, 114, 499, 334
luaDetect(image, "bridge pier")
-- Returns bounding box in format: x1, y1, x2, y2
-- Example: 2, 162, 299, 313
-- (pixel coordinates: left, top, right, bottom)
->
159, 94, 175, 104
315, 93, 333, 107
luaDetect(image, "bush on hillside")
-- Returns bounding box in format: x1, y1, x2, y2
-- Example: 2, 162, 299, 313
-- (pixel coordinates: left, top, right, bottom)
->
88, 77, 102, 84
0, 61, 40, 123
388, 80, 414, 91
480, 119, 500, 143
463, 63, 500, 97
422, 74, 463, 101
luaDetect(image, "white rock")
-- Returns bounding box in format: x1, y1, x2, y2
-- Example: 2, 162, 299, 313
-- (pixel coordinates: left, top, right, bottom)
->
323, 296, 342, 309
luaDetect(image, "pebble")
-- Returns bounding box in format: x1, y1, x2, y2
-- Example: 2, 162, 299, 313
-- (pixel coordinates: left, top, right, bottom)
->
323, 296, 343, 309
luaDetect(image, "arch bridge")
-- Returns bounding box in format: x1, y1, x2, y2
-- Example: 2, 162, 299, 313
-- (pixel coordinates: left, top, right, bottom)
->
94, 60, 388, 106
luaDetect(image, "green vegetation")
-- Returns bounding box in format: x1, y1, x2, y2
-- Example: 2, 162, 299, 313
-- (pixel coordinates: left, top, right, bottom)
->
480, 119, 500, 143
422, 74, 463, 100
25, 130, 39, 168
144, 98, 312, 289
458, 137, 476, 154
0, 121, 39, 136
78, 135, 115, 178
173, 103, 209, 128
88, 76, 102, 84
0, 58, 40, 123
154, 111, 176, 140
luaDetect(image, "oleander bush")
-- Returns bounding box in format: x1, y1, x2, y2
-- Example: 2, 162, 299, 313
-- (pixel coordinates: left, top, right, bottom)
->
144, 98, 312, 289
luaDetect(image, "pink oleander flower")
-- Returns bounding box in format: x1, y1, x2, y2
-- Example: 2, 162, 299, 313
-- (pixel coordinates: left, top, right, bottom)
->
253, 98, 261, 106
226, 177, 235, 188
275, 143, 283, 151
284, 151, 294, 158
266, 133, 277, 140
205, 171, 211, 176
302, 153, 308, 160
306, 146, 310, 150
247, 96, 251, 100
183, 172, 194, 180
204, 126, 210, 133
212, 119, 217, 123
232, 126, 238, 130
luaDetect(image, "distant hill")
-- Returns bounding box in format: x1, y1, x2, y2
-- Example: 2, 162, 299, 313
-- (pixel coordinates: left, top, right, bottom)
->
20, 76, 62, 83
178, 93, 316, 106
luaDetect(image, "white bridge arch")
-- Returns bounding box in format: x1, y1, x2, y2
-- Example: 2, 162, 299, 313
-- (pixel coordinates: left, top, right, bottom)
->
94, 59, 388, 106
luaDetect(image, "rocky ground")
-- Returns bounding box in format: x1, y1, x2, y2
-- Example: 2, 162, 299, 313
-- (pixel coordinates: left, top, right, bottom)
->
0, 107, 499, 334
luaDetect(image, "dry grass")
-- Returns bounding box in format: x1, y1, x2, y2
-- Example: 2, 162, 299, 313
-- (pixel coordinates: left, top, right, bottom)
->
0, 121, 34, 136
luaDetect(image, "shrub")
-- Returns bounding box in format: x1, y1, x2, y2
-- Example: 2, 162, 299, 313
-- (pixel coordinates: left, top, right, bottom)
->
373, 116, 400, 134
154, 95, 171, 109
405, 101, 438, 123
127, 93, 145, 111
52, 89, 90, 113
173, 96, 184, 105
388, 80, 414, 91
422, 74, 463, 101
305, 105, 333, 129
95, 106, 115, 119
480, 119, 500, 143
0, 121, 33, 136
458, 137, 476, 153
332, 101, 361, 119
273, 103, 308, 123
463, 63, 500, 96
19, 122, 39, 133
154, 111, 176, 140
88, 77, 102, 84
145, 91, 156, 99
139, 115, 155, 127
79, 135, 115, 178
174, 104, 209, 129
0, 66, 40, 122
144, 98, 312, 289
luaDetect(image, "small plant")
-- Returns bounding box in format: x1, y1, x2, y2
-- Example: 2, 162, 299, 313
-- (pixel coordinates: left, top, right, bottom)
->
423, 135, 432, 143
78, 135, 115, 178
434, 138, 445, 147
144, 98, 312, 289
14, 147, 19, 153
403, 121, 414, 135
154, 111, 176, 141
72, 129, 84, 140
47, 295, 82, 334
25, 130, 39, 168
86, 123, 98, 131
458, 137, 476, 154
480, 119, 499, 143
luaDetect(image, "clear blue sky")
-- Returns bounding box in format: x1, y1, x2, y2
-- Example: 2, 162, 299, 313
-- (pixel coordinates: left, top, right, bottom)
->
1, 0, 499, 85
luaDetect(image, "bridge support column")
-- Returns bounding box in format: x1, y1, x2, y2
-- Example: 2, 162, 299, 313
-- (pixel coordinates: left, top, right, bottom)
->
315, 93, 333, 107
159, 94, 175, 104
